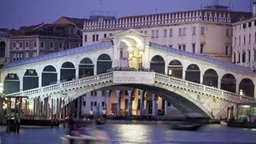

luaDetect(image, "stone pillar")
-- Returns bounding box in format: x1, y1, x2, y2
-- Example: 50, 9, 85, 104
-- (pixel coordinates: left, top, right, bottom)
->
140, 90, 144, 116
33, 98, 36, 116
217, 76, 221, 89
128, 90, 132, 117
164, 100, 168, 116
76, 97, 81, 119
56, 98, 59, 120
152, 94, 157, 117
115, 90, 120, 117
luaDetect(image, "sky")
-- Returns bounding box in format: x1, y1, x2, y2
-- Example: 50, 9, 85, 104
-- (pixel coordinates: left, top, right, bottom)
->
0, 0, 253, 29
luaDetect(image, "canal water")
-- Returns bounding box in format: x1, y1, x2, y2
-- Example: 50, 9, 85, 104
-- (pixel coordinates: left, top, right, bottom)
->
3, 120, 256, 144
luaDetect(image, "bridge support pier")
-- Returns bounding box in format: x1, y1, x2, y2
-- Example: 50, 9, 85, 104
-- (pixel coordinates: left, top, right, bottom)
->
152, 94, 157, 118
128, 91, 132, 117
140, 90, 144, 117
115, 90, 120, 117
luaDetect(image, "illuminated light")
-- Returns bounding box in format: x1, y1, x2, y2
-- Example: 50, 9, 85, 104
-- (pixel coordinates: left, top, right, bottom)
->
240, 105, 250, 108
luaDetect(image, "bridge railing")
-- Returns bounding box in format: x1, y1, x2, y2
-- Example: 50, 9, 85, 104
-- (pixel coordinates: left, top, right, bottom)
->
5, 71, 256, 104
5, 72, 113, 98
155, 73, 256, 103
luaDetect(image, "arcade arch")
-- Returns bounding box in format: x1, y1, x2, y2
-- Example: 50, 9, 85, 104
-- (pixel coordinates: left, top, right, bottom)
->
42, 65, 57, 86
185, 64, 200, 83
97, 54, 112, 74
79, 58, 94, 78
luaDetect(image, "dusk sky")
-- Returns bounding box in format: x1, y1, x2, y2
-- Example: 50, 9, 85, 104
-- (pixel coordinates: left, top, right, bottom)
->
0, 0, 253, 29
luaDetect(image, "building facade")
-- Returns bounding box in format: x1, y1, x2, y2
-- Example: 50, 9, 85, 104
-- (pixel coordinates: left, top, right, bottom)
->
82, 6, 251, 62
232, 2, 256, 70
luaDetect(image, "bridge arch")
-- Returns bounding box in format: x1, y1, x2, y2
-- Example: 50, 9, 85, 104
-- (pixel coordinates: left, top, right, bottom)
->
167, 59, 183, 79
79, 58, 94, 78
150, 55, 165, 74
221, 73, 236, 93
185, 64, 200, 83
203, 69, 218, 87
4, 73, 20, 94
23, 69, 38, 90
239, 78, 254, 97
97, 54, 112, 74
42, 65, 57, 86
61, 62, 76, 82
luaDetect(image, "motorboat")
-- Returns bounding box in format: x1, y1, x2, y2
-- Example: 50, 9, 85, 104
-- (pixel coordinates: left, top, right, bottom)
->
170, 122, 202, 131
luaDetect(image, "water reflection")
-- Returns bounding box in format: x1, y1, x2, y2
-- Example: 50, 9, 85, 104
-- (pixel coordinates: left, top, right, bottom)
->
114, 124, 151, 143
103, 121, 256, 144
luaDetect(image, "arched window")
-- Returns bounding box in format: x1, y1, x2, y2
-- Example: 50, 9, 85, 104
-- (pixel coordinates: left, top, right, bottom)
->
221, 74, 236, 93
185, 64, 200, 83
61, 62, 75, 81
150, 55, 165, 74
203, 69, 218, 88
42, 65, 57, 86
168, 60, 182, 78
97, 54, 112, 74
79, 58, 94, 78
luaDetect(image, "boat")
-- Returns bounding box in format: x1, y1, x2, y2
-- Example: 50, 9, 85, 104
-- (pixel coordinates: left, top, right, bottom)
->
170, 122, 202, 130
227, 121, 256, 128
95, 116, 106, 125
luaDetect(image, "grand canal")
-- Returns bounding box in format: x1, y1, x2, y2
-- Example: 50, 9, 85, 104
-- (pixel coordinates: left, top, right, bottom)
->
2, 120, 256, 144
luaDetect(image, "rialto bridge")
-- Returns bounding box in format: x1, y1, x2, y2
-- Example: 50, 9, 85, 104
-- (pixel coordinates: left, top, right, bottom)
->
0, 29, 256, 120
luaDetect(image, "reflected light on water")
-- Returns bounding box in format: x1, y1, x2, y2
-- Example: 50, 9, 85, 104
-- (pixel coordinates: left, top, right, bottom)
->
115, 124, 151, 143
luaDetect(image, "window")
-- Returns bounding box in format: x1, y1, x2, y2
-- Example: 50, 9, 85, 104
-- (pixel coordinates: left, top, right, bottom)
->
92, 34, 95, 41
201, 27, 205, 35
192, 27, 196, 35
243, 23, 246, 29
104, 34, 107, 38
151, 30, 155, 38
183, 45, 186, 51
233, 52, 236, 63
50, 42, 54, 49
156, 30, 159, 38
248, 50, 251, 62
40, 41, 44, 48
244, 35, 246, 45
96, 34, 99, 41
178, 45, 182, 50
33, 41, 37, 48
179, 28, 182, 36
248, 22, 251, 27
249, 34, 251, 44
226, 29, 230, 37
242, 51, 246, 63
169, 29, 173, 37
183, 28, 186, 36
239, 36, 241, 46
25, 42, 29, 48
19, 42, 23, 48
83, 101, 86, 106
200, 43, 204, 53
13, 42, 16, 48
235, 37, 237, 46
225, 46, 229, 55
59, 43, 63, 49
192, 43, 196, 53
163, 29, 167, 37
84, 35, 87, 42
102, 90, 106, 96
